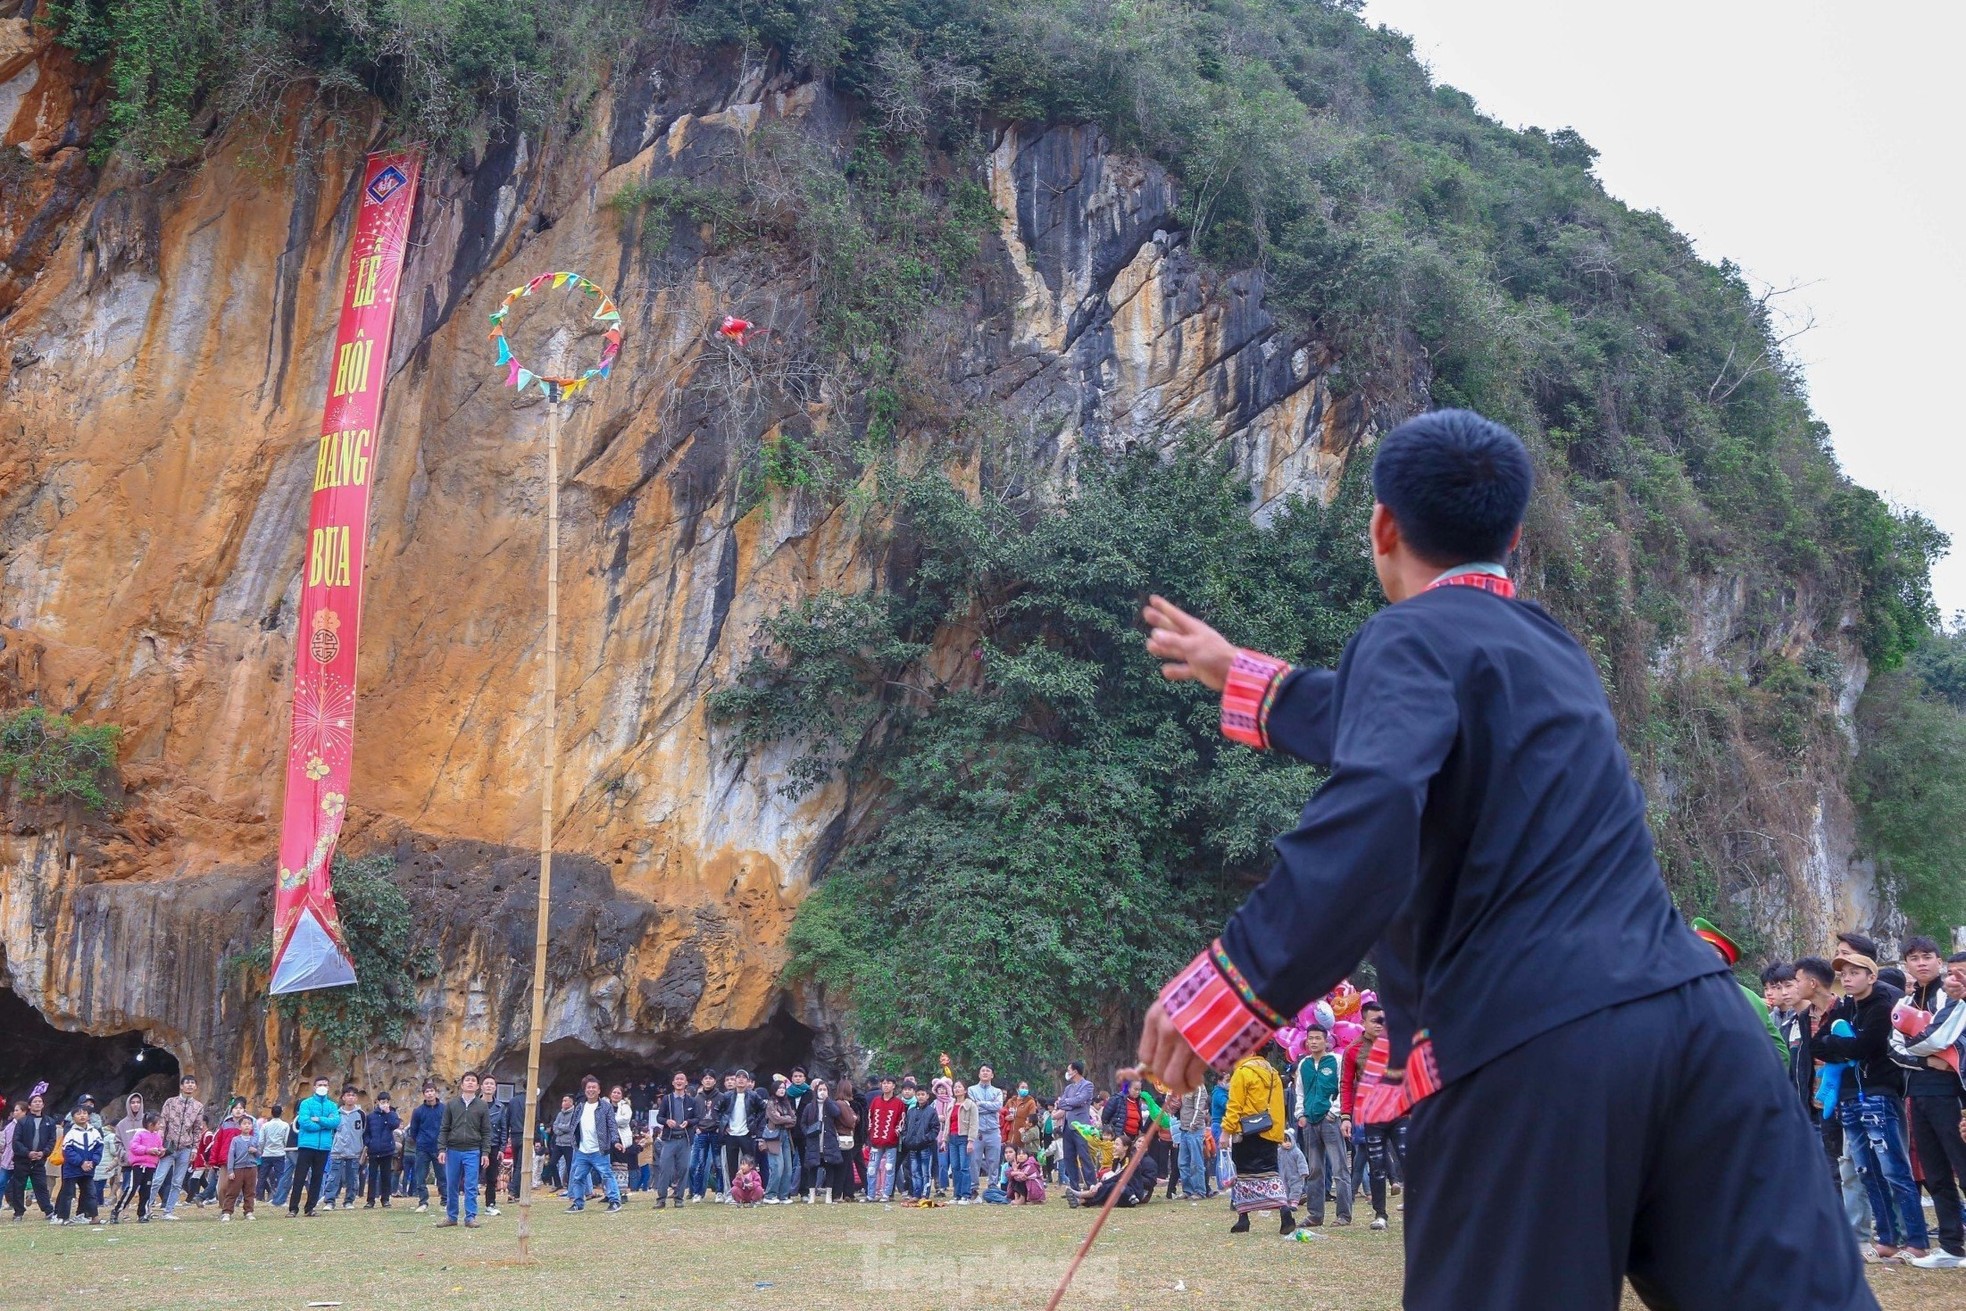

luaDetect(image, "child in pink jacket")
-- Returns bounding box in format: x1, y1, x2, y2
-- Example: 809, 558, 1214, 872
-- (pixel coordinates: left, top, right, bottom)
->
111, 1114, 163, 1223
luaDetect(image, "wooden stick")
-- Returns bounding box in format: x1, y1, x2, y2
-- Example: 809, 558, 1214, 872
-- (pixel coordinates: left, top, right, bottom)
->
1043, 1119, 1162, 1311
515, 394, 562, 1261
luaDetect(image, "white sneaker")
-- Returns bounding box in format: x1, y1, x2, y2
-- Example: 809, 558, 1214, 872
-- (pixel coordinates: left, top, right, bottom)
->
1369, 1216, 1388, 1231
415, 1203, 428, 1213
246, 1213, 257, 1220
321, 1201, 335, 1211
161, 1212, 179, 1220
484, 1206, 500, 1216
1909, 1251, 1966, 1270
220, 1213, 232, 1223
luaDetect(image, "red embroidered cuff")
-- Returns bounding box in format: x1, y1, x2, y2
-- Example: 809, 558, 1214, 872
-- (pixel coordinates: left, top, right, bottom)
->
1160, 945, 1275, 1073
1220, 650, 1290, 749
1354, 1032, 1442, 1125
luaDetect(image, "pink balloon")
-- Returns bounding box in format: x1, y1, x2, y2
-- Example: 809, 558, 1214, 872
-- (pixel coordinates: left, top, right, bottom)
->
1331, 1020, 1364, 1051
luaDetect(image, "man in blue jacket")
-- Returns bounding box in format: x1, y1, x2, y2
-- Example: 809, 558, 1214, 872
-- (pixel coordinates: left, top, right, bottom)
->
286, 1077, 339, 1219
1136, 410, 1872, 1311
1054, 1062, 1094, 1190
406, 1084, 445, 1213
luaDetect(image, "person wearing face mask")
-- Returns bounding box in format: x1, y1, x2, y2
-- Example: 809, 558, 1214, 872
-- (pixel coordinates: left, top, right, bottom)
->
1009, 1082, 1040, 1154
288, 1077, 340, 1218
798, 1079, 846, 1203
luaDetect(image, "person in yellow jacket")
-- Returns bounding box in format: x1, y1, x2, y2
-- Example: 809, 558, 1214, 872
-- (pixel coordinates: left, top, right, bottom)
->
1221, 1049, 1295, 1235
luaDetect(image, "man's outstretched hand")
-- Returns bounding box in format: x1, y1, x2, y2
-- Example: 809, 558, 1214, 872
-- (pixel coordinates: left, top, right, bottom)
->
1136, 1001, 1210, 1096
1142, 595, 1236, 692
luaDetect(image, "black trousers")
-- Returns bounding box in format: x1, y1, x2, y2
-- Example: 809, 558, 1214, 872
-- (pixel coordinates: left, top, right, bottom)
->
8, 1163, 53, 1216
1363, 1117, 1407, 1219
54, 1175, 98, 1222
1404, 973, 1876, 1311
1909, 1093, 1966, 1256
287, 1147, 329, 1215
365, 1154, 395, 1204
111, 1165, 155, 1220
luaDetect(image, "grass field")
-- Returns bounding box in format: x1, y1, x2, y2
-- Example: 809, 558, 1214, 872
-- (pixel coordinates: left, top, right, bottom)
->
0, 1188, 1945, 1310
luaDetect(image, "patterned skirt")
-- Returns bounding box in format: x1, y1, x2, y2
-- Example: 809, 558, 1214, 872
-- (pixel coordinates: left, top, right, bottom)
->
1230, 1134, 1285, 1212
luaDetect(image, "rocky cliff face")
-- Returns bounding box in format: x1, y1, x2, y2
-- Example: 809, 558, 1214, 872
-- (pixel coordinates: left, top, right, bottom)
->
1, 22, 1408, 1105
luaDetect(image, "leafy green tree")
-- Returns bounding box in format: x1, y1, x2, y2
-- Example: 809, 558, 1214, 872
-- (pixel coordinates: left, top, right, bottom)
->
1853, 669, 1966, 936
715, 448, 1379, 1071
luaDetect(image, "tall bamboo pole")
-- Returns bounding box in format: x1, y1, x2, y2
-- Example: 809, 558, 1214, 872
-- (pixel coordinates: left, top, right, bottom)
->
515, 393, 562, 1261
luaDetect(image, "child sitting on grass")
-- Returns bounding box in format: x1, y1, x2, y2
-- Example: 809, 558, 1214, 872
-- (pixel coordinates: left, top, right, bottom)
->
1008, 1150, 1046, 1204
729, 1155, 765, 1206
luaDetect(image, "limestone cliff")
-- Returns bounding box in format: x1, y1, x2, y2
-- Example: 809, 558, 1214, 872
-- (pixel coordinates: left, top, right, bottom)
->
1, 21, 1410, 1105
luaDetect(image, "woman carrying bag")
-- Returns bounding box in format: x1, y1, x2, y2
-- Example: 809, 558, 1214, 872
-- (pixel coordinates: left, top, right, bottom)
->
797, 1080, 845, 1203
1222, 1048, 1296, 1236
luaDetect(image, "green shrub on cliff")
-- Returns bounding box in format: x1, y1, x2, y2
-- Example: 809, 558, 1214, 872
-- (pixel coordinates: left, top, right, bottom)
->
0, 706, 121, 813
40, 0, 626, 164
235, 853, 440, 1062
716, 446, 1379, 1069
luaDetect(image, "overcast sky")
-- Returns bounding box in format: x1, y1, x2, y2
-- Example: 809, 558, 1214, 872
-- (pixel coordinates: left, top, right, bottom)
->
1362, 0, 1966, 621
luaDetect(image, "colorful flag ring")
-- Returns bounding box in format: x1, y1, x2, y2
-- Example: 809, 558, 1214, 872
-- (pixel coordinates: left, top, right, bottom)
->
487, 270, 623, 400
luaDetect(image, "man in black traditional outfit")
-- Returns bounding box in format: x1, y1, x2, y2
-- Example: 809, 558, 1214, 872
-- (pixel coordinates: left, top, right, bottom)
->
1135, 409, 1873, 1310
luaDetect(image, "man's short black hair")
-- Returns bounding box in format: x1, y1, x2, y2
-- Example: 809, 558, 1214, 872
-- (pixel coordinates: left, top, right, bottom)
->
1371, 409, 1533, 565
1878, 967, 1907, 992
1835, 931, 1878, 959
1759, 962, 1795, 985
1361, 1002, 1386, 1018
1067, 1061, 1085, 1077
1902, 935, 1942, 957
1948, 951, 1966, 966
1794, 956, 1834, 988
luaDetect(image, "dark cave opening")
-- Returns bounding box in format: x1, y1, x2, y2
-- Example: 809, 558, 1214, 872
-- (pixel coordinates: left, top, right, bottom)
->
0, 984, 181, 1115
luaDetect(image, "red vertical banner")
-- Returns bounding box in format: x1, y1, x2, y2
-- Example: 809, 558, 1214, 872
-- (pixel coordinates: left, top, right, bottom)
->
270, 151, 422, 995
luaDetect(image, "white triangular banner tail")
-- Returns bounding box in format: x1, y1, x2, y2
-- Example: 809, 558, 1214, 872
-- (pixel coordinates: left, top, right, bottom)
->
270, 907, 357, 995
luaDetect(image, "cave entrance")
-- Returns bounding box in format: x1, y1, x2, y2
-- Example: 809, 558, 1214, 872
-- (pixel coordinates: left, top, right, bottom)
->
0, 983, 180, 1116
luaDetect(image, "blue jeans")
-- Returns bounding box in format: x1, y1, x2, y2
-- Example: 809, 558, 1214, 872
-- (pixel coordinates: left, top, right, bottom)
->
946, 1137, 973, 1199
1176, 1127, 1208, 1198
443, 1151, 480, 1222
686, 1131, 721, 1198
934, 1145, 952, 1192
567, 1149, 619, 1209
867, 1146, 898, 1200
260, 1155, 290, 1203
326, 1157, 361, 1205
1840, 1095, 1928, 1249
903, 1147, 931, 1198
765, 1146, 796, 1200
153, 1148, 194, 1214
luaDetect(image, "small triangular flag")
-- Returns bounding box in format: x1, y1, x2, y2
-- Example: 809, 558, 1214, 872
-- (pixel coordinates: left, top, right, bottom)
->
495, 337, 511, 365
505, 359, 521, 387
516, 367, 535, 392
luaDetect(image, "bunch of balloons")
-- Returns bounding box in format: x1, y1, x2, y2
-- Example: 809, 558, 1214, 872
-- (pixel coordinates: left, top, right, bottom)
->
1272, 979, 1376, 1061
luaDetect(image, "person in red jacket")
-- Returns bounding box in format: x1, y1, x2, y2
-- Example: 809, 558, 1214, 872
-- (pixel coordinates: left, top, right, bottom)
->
1339, 1003, 1402, 1230
863, 1076, 906, 1202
